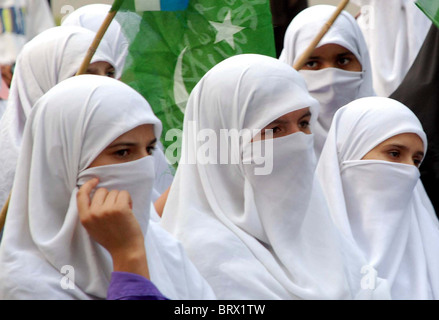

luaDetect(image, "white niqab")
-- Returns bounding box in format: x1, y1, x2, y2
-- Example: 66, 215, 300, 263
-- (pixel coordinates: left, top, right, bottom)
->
161, 54, 389, 300
279, 5, 375, 158
0, 75, 215, 300
316, 97, 439, 299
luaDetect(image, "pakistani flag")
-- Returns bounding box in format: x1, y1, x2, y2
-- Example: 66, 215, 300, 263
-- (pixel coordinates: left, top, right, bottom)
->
113, 0, 276, 161
416, 0, 439, 28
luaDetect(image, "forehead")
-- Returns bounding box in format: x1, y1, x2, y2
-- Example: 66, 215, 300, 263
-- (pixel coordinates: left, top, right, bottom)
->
375, 133, 424, 151
111, 124, 155, 142
312, 44, 355, 57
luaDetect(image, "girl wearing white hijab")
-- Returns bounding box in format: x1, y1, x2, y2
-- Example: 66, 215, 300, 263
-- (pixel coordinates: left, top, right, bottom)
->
0, 26, 116, 217
0, 75, 216, 300
279, 5, 375, 158
62, 4, 174, 203
160, 54, 390, 300
61, 3, 128, 80
316, 97, 439, 299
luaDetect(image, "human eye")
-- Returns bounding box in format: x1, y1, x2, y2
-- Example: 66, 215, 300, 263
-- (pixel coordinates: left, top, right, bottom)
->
413, 155, 423, 167
337, 57, 351, 66
147, 145, 156, 155
387, 150, 400, 159
303, 60, 319, 70
299, 119, 310, 129
106, 69, 116, 78
271, 126, 282, 134
114, 148, 130, 158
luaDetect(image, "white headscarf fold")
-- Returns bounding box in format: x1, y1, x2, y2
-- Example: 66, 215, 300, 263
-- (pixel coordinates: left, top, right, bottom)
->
352, 0, 432, 97
160, 54, 390, 300
279, 5, 375, 158
316, 97, 439, 299
0, 75, 215, 300
0, 26, 115, 213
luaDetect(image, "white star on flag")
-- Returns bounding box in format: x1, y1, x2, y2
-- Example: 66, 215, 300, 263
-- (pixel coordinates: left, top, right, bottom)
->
209, 10, 245, 49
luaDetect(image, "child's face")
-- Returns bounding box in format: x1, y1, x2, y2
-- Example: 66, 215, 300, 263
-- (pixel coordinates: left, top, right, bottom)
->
88, 124, 157, 168
253, 107, 312, 141
361, 133, 425, 168
301, 44, 362, 72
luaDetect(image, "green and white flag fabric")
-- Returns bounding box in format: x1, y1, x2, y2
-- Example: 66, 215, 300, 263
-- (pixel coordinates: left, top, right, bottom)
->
416, 0, 439, 28
113, 0, 276, 159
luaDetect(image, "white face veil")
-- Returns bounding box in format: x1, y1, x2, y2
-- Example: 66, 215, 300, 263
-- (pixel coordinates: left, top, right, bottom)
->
61, 4, 129, 80
0, 26, 115, 216
316, 97, 439, 299
279, 5, 375, 158
160, 54, 390, 300
0, 75, 215, 300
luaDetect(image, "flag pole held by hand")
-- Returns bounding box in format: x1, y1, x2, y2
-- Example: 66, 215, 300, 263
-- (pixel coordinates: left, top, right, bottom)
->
76, 0, 125, 76
293, 0, 350, 70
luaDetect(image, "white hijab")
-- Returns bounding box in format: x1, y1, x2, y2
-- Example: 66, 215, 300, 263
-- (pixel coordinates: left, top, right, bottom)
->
61, 3, 129, 80
160, 54, 390, 300
316, 97, 439, 300
62, 5, 174, 201
279, 5, 375, 158
0, 75, 215, 300
352, 0, 432, 97
0, 26, 115, 213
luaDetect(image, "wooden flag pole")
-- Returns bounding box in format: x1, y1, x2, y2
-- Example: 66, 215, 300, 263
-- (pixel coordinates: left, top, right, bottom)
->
76, 8, 118, 76
293, 0, 350, 70
0, 193, 10, 233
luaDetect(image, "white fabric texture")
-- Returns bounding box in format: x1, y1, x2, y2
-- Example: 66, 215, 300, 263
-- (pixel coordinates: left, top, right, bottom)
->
0, 75, 215, 300
0, 26, 116, 213
0, 0, 55, 64
61, 3, 129, 80
279, 5, 375, 158
316, 97, 439, 299
352, 0, 432, 97
160, 54, 390, 300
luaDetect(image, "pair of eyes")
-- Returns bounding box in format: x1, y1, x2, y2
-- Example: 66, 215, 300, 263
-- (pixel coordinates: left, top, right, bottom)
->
113, 146, 156, 158
304, 57, 353, 70
267, 119, 311, 134
386, 149, 423, 167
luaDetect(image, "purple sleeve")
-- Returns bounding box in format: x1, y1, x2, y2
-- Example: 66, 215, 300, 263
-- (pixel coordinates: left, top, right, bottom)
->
107, 271, 169, 300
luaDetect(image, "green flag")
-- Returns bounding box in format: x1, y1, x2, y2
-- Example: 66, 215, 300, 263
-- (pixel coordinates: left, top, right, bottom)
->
114, 0, 276, 162
416, 0, 439, 28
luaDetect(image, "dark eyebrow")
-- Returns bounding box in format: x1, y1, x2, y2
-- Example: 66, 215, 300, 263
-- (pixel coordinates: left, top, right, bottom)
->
337, 51, 355, 57
387, 143, 424, 157
265, 110, 312, 126
299, 110, 312, 120
108, 137, 157, 149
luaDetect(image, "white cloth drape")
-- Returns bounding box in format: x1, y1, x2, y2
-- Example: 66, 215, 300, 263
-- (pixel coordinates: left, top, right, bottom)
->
352, 0, 432, 97
160, 54, 390, 300
279, 5, 375, 158
0, 75, 216, 300
316, 97, 439, 299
